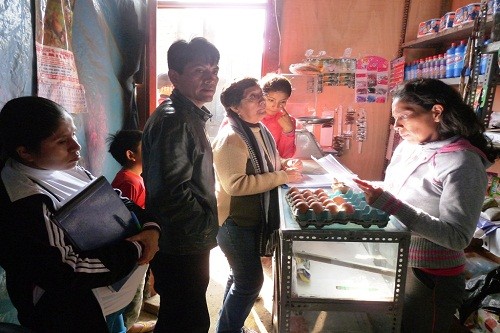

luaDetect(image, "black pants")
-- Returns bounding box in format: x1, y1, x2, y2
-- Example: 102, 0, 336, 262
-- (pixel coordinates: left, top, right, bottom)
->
402, 267, 464, 333
151, 251, 211, 333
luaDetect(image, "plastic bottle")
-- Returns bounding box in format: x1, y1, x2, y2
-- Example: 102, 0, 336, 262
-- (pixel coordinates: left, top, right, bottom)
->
404, 63, 411, 81
422, 57, 429, 78
432, 56, 439, 79
446, 42, 456, 78
453, 40, 467, 78
439, 54, 446, 79
411, 61, 418, 79
481, 39, 492, 75
416, 59, 423, 78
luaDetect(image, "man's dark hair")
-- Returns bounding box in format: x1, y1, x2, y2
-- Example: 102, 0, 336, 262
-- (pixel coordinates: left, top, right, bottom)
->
167, 37, 220, 74
107, 130, 142, 166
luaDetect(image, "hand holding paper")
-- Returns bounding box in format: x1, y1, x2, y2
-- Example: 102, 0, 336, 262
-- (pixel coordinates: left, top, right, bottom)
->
352, 178, 383, 205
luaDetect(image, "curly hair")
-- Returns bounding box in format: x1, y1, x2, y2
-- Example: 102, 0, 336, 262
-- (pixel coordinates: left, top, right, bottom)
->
220, 77, 259, 111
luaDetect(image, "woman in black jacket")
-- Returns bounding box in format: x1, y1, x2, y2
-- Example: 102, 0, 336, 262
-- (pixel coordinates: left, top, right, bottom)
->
0, 96, 160, 333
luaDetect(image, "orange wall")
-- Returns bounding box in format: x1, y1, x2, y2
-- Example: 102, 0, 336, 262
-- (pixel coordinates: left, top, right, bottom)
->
278, 0, 408, 180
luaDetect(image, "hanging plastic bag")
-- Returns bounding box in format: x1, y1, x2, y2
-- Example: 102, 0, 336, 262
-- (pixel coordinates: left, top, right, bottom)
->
460, 267, 500, 324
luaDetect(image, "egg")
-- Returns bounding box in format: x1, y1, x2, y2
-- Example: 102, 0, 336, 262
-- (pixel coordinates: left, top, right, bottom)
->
322, 198, 335, 206
292, 197, 306, 207
306, 196, 319, 204
332, 196, 347, 205
317, 192, 330, 201
291, 193, 305, 201
339, 202, 355, 214
325, 203, 338, 214
301, 190, 314, 199
309, 201, 324, 214
287, 187, 299, 196
295, 201, 309, 214
313, 188, 326, 196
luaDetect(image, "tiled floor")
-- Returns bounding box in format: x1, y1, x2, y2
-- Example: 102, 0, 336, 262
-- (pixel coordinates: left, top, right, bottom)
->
139, 246, 274, 333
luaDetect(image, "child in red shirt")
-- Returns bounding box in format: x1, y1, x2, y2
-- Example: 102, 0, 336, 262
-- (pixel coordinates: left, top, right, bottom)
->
260, 73, 296, 158
107, 130, 155, 333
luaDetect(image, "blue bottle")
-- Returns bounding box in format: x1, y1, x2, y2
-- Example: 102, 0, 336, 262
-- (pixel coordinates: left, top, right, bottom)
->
446, 42, 456, 78
453, 40, 467, 78
404, 63, 410, 81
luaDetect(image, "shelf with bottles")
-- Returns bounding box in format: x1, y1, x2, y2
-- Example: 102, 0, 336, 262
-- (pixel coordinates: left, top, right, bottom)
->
403, 37, 497, 85
402, 15, 493, 49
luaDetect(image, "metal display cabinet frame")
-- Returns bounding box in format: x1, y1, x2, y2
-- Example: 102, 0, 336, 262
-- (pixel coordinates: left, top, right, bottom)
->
273, 188, 411, 333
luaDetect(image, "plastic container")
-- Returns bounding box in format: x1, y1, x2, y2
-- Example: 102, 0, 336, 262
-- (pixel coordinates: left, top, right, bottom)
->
454, 3, 481, 26
439, 54, 447, 79
446, 42, 457, 78
417, 59, 424, 78
439, 12, 456, 31
417, 18, 441, 38
454, 40, 467, 78
404, 63, 411, 81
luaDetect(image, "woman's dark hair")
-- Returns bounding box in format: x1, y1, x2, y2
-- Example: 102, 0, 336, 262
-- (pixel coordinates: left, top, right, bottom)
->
393, 78, 496, 162
167, 37, 220, 74
220, 77, 259, 112
0, 96, 69, 166
107, 130, 143, 166
260, 73, 292, 97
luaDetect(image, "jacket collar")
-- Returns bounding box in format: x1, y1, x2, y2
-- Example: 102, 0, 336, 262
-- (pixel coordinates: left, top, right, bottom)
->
171, 89, 213, 122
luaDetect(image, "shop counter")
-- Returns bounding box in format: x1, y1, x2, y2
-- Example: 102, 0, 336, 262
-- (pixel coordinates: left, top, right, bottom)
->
272, 186, 410, 333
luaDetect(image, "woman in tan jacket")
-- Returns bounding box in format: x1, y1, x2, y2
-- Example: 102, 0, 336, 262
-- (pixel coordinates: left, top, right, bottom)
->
212, 78, 302, 333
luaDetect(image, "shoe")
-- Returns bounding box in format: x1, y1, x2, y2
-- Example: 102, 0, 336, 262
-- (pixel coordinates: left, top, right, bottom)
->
126, 320, 156, 333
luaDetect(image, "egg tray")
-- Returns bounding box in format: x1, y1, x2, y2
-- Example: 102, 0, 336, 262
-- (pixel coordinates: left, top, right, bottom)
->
286, 190, 390, 229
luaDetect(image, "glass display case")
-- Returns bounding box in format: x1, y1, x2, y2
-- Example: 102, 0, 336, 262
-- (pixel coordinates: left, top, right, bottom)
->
273, 187, 410, 333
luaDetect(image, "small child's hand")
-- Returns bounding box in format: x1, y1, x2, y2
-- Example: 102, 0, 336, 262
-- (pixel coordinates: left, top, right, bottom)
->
277, 108, 294, 134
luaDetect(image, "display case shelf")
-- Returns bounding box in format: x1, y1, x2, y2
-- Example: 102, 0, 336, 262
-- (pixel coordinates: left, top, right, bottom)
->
273, 187, 411, 333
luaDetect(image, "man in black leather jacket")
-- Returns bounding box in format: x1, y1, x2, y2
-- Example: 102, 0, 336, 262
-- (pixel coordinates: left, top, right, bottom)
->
142, 37, 220, 333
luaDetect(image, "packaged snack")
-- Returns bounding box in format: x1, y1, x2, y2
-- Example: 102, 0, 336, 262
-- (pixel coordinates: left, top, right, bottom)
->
454, 3, 481, 26
417, 18, 441, 38
439, 12, 456, 31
